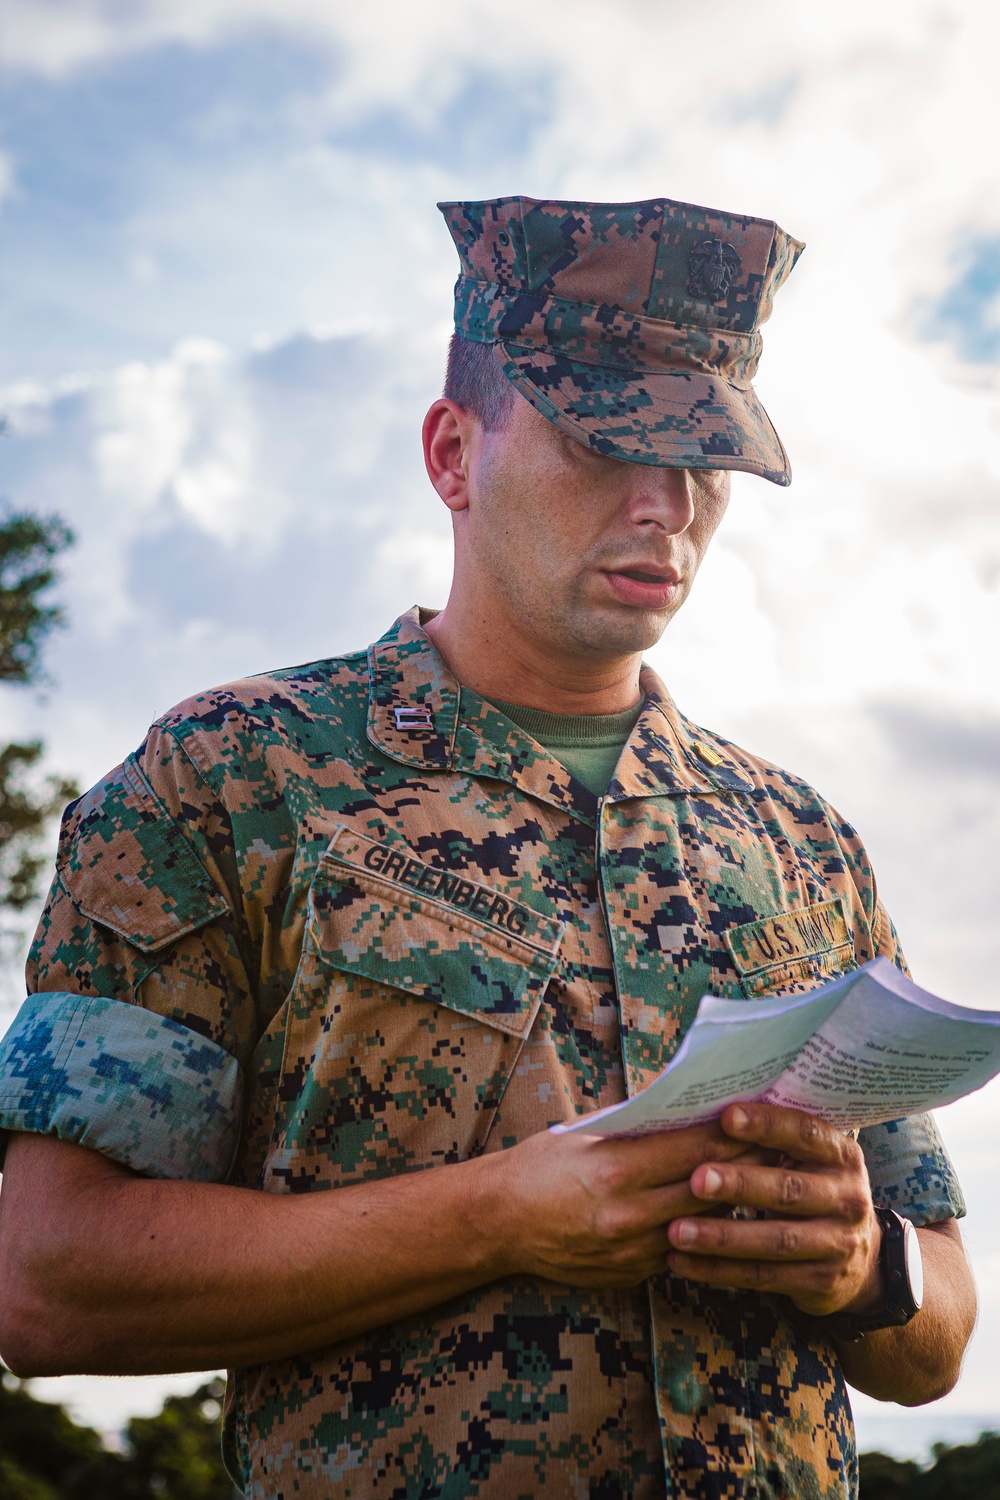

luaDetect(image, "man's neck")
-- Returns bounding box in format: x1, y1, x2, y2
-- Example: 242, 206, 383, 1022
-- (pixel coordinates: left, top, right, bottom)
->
423, 605, 643, 716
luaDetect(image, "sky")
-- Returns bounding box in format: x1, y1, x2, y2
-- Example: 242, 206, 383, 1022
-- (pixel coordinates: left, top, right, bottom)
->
1, 0, 999, 1461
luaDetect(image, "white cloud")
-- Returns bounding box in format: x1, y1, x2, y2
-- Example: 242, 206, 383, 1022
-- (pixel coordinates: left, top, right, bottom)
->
0, 322, 450, 783
94, 338, 266, 547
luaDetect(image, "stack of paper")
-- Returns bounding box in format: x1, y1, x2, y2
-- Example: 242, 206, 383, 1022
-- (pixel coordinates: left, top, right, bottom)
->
553, 957, 1000, 1137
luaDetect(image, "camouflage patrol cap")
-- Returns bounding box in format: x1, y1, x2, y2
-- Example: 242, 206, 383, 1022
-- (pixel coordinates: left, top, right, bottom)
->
438, 195, 804, 485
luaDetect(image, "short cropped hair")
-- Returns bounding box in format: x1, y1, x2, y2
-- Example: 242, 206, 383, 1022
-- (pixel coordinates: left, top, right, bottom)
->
444, 335, 516, 431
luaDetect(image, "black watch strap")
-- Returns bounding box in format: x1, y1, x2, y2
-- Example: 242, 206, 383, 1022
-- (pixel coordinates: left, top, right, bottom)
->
824, 1209, 923, 1343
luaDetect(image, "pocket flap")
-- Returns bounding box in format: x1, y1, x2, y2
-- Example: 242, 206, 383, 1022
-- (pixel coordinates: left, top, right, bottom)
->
57, 755, 230, 953
306, 826, 565, 1038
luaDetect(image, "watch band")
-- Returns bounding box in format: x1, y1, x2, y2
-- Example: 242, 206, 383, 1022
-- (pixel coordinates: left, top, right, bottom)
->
824, 1208, 923, 1342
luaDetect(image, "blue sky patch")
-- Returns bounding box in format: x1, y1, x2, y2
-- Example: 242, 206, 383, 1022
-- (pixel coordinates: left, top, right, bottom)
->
327, 66, 554, 171
0, 30, 336, 216
920, 235, 1000, 363
0, 31, 341, 380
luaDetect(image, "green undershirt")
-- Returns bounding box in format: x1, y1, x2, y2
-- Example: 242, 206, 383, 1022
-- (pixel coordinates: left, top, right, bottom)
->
487, 697, 644, 798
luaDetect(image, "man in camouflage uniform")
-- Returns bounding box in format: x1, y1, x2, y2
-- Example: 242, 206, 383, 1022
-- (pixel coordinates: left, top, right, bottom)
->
0, 196, 977, 1500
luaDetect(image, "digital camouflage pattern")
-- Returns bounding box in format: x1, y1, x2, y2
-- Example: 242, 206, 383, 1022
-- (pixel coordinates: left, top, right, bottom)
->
440, 195, 804, 484
0, 991, 241, 1179
4, 610, 964, 1499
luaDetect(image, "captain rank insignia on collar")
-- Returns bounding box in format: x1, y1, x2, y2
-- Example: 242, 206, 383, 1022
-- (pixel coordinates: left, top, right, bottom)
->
393, 705, 435, 732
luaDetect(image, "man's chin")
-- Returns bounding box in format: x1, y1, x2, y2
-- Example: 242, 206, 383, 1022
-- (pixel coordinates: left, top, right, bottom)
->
564, 603, 674, 657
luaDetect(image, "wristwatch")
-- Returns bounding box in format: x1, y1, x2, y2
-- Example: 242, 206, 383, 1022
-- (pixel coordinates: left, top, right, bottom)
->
828, 1208, 924, 1342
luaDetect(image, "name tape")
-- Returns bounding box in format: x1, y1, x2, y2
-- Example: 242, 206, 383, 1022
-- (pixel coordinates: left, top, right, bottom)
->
355, 840, 544, 941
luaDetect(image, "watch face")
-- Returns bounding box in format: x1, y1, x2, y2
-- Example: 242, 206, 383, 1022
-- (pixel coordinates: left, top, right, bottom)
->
903, 1218, 924, 1310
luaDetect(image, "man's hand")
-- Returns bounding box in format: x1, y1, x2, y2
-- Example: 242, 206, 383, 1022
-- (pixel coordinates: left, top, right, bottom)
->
494, 1120, 773, 1288
659, 1100, 978, 1407
663, 1102, 882, 1315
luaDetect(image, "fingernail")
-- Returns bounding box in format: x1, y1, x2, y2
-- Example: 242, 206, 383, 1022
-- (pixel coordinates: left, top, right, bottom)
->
729, 1107, 749, 1133
675, 1221, 698, 1247
702, 1167, 723, 1195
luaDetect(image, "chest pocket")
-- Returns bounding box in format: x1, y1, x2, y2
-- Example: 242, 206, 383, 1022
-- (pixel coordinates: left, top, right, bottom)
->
267, 827, 565, 1190
724, 897, 856, 998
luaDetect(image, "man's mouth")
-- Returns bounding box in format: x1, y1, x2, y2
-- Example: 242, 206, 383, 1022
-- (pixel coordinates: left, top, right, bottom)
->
617, 567, 674, 585
599, 563, 682, 610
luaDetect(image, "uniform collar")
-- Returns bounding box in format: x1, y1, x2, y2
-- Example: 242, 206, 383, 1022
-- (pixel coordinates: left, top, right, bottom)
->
366, 608, 754, 818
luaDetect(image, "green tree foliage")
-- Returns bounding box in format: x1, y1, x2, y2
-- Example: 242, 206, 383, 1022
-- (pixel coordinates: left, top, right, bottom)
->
859, 1450, 922, 1498
0, 742, 78, 912
0, 1373, 110, 1499
0, 509, 78, 919
859, 1432, 1000, 1498
0, 1374, 241, 1498
117, 1381, 238, 1500
0, 510, 73, 685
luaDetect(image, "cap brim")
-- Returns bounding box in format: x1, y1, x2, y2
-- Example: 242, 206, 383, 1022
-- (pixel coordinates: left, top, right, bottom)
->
495, 344, 791, 486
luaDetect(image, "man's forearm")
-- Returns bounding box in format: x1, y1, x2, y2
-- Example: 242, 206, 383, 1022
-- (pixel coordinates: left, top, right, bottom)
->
833, 1219, 977, 1405
0, 1133, 515, 1375
0, 1118, 753, 1377
2, 1118, 970, 1392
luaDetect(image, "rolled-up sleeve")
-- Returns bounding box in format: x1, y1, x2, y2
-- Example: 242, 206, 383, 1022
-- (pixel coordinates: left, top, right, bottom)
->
0, 991, 242, 1180
860, 1112, 966, 1225
0, 726, 259, 1181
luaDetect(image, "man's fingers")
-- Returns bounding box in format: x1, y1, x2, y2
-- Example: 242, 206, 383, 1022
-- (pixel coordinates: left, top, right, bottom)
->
605, 1125, 775, 1192
595, 1148, 781, 1235
601, 1178, 748, 1235
687, 1159, 867, 1220
718, 1103, 858, 1168
665, 1249, 851, 1306
639, 1182, 722, 1227
615, 1124, 733, 1189
667, 1214, 855, 1262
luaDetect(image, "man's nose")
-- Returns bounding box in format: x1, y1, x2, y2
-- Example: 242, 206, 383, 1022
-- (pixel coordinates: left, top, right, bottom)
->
624, 466, 696, 534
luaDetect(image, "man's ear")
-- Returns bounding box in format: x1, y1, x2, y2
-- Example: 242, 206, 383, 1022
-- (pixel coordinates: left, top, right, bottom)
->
422, 399, 476, 513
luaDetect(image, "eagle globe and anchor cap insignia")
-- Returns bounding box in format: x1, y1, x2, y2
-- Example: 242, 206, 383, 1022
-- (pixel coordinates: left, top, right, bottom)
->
686, 236, 742, 300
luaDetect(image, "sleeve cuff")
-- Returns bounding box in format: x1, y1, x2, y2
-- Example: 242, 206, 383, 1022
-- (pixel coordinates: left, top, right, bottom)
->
0, 992, 243, 1182
859, 1112, 967, 1226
